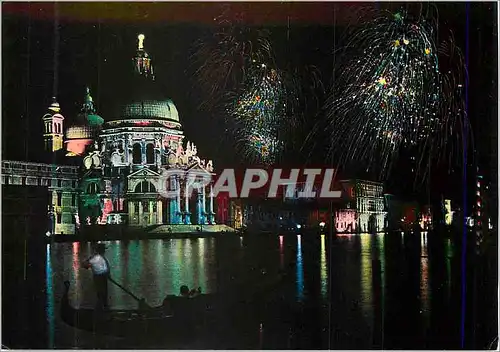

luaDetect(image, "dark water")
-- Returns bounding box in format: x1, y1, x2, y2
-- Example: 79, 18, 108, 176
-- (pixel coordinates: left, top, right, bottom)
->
2, 232, 497, 349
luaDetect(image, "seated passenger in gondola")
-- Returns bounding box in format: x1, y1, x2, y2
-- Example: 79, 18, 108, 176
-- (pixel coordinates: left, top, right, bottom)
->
189, 287, 202, 298
180, 285, 190, 297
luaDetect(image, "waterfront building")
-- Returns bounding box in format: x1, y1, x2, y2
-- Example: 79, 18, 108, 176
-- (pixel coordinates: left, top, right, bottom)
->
335, 180, 386, 233
2, 161, 79, 235
221, 179, 387, 233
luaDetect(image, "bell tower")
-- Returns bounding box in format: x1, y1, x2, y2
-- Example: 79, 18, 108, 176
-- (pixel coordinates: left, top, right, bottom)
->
42, 97, 65, 152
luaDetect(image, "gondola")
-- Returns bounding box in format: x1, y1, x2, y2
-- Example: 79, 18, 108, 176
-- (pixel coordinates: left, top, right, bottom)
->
61, 271, 287, 337
61, 281, 222, 338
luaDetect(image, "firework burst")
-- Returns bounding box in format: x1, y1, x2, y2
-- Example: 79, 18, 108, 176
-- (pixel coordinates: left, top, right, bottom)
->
227, 60, 287, 164
324, 9, 466, 179
192, 7, 324, 165
191, 8, 273, 111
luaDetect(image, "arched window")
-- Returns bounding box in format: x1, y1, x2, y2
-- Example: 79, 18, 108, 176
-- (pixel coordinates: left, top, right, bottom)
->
132, 144, 142, 164
134, 181, 156, 193
86, 182, 99, 194
146, 143, 154, 164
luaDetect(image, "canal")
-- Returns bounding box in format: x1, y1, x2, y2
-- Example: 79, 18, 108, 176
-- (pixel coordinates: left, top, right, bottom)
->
2, 232, 497, 349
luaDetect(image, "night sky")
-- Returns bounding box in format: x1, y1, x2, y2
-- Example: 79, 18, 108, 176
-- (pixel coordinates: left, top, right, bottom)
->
2, 2, 497, 207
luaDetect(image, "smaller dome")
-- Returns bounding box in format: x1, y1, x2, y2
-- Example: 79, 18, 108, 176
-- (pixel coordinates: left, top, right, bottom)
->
82, 113, 104, 126
42, 98, 64, 120
48, 97, 60, 113
66, 125, 93, 140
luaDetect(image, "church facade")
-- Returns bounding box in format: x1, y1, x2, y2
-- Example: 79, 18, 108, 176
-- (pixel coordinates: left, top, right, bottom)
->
76, 34, 217, 230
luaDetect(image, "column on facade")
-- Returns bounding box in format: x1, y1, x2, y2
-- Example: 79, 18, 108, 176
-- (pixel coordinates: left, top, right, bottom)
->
129, 201, 135, 225
157, 200, 163, 224
124, 137, 129, 164
196, 186, 206, 225
209, 184, 216, 224
156, 141, 162, 168
202, 185, 207, 224
173, 176, 181, 224
184, 180, 191, 225
139, 201, 143, 226
141, 141, 146, 165
149, 200, 154, 225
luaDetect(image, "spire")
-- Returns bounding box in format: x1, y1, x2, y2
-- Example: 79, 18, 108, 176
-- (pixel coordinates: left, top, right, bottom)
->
48, 97, 61, 114
42, 96, 64, 152
79, 87, 103, 127
81, 87, 96, 114
133, 33, 155, 80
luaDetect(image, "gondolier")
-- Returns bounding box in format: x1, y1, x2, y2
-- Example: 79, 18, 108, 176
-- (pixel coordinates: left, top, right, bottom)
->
82, 242, 111, 309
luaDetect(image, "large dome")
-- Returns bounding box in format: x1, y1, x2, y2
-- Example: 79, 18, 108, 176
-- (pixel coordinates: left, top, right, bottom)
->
110, 34, 181, 125
120, 99, 179, 122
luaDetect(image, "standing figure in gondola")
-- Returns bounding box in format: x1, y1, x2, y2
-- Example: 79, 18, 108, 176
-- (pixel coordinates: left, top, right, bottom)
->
82, 242, 111, 310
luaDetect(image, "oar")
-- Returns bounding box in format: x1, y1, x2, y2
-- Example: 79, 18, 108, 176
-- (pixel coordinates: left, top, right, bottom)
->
108, 277, 151, 308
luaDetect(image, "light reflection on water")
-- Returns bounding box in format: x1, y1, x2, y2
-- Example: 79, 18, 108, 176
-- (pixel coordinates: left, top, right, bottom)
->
296, 235, 304, 302
320, 235, 327, 299
420, 232, 430, 318
279, 235, 284, 270
445, 238, 453, 301
360, 233, 373, 320
55, 239, 218, 310
45, 244, 54, 349
41, 233, 453, 348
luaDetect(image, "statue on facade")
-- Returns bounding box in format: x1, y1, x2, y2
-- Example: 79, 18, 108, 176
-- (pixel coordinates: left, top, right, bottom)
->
207, 160, 213, 172
162, 135, 170, 148
190, 154, 201, 165
176, 144, 184, 158
155, 136, 161, 149
111, 148, 124, 166
168, 151, 177, 165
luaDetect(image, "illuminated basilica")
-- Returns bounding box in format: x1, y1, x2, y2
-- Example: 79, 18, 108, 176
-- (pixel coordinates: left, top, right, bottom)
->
3, 34, 217, 234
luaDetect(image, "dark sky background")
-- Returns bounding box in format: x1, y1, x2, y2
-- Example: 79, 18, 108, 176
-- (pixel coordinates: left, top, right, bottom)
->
2, 2, 497, 208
